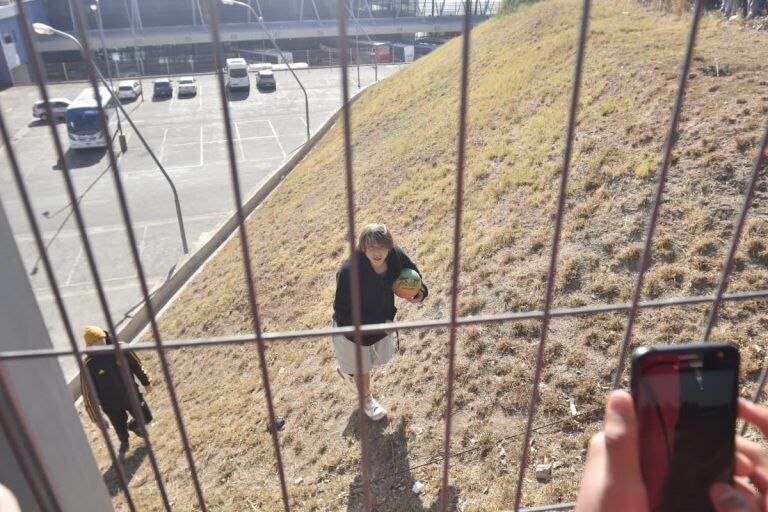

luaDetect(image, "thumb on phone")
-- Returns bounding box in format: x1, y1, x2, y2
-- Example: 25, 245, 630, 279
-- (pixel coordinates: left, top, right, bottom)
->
603, 390, 641, 475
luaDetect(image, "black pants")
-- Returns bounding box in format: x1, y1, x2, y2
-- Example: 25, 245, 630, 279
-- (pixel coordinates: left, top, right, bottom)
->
103, 399, 152, 443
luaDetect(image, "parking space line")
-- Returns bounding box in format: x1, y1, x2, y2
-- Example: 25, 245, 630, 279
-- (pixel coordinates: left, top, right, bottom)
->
138, 225, 149, 259
64, 246, 83, 286
233, 122, 245, 161
159, 127, 168, 164
161, 133, 304, 149
299, 116, 307, 128
199, 125, 204, 166
268, 119, 287, 159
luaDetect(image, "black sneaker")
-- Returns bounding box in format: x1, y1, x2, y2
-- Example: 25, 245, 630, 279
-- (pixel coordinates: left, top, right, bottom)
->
119, 441, 129, 456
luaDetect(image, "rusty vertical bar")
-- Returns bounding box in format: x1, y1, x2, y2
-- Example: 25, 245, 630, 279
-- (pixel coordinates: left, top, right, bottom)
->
335, 0, 374, 509
67, 0, 210, 507
204, 0, 291, 509
15, 2, 173, 509
511, 1, 591, 510
611, 0, 704, 389
0, 106, 137, 511
437, 0, 472, 508
702, 120, 768, 341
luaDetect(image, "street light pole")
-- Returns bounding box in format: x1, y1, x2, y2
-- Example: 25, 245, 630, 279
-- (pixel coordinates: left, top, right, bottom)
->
347, 6, 378, 82
222, 0, 311, 142
91, 1, 124, 140
33, 23, 189, 255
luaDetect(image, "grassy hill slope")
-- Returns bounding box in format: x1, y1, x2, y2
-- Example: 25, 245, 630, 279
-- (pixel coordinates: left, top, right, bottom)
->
83, 1, 768, 509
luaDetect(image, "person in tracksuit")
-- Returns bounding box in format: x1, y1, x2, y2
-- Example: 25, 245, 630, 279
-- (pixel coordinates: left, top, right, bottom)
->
81, 326, 153, 455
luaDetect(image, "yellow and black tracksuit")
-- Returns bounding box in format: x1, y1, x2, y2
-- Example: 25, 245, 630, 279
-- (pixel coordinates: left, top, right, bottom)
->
81, 341, 153, 443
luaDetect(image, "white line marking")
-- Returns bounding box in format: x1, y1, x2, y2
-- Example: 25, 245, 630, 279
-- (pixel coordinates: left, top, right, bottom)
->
268, 119, 287, 158
137, 225, 149, 259
299, 116, 308, 128
199, 125, 204, 166
160, 132, 306, 149
198, 85, 203, 110
159, 127, 168, 163
234, 122, 246, 161
65, 246, 83, 286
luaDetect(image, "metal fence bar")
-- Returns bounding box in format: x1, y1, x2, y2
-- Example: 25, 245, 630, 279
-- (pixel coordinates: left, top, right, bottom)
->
204, 0, 291, 509
437, 0, 471, 507
335, 0, 374, 508
610, 0, 704, 390
701, 120, 768, 341
0, 105, 137, 511
511, 1, 591, 510
15, 3, 173, 509
5, 286, 768, 363
0, 364, 61, 512
67, 0, 210, 508
518, 504, 575, 512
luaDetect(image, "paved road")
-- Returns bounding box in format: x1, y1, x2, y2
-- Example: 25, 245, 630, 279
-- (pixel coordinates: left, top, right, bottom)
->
0, 65, 403, 378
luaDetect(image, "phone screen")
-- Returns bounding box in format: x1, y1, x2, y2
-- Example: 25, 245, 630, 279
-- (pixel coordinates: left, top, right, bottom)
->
633, 345, 738, 512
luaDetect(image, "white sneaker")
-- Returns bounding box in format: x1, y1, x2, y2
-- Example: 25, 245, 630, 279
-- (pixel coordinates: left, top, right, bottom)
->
363, 395, 387, 421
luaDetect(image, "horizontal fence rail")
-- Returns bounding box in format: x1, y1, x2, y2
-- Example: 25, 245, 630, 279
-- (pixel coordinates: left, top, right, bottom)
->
0, 0, 767, 510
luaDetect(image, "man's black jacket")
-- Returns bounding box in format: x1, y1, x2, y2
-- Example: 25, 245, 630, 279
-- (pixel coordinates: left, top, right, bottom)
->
81, 339, 152, 421
333, 245, 428, 346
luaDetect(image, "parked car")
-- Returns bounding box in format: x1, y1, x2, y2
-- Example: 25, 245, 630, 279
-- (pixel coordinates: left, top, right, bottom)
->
153, 78, 172, 98
117, 80, 141, 100
32, 98, 71, 121
177, 76, 197, 96
256, 69, 276, 90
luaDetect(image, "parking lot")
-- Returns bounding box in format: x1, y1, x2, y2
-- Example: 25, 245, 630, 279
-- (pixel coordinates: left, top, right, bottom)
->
0, 65, 404, 378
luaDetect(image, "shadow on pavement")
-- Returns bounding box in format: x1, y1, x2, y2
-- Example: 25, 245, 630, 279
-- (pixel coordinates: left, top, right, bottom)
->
227, 89, 250, 101
53, 147, 106, 170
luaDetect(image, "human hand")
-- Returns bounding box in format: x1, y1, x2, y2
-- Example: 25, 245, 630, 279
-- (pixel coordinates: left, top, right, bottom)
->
407, 289, 424, 304
0, 483, 21, 512
144, 384, 154, 394
575, 390, 650, 512
709, 398, 768, 512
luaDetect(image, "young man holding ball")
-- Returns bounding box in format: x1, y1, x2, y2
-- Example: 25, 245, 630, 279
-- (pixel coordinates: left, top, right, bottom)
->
332, 224, 428, 420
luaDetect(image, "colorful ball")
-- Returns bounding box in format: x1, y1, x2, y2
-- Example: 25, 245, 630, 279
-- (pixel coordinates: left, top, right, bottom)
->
393, 268, 422, 299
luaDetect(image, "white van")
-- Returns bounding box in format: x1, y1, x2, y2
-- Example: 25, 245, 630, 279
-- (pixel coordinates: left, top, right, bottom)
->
225, 58, 250, 90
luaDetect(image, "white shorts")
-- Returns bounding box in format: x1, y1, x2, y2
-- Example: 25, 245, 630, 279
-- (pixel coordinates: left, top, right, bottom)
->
331, 321, 397, 375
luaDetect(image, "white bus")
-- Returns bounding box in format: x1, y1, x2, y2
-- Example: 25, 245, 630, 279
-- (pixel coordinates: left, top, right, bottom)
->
66, 87, 119, 150
225, 58, 250, 90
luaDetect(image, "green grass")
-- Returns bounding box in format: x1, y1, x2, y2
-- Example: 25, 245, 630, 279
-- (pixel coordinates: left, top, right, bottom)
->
77, 1, 768, 510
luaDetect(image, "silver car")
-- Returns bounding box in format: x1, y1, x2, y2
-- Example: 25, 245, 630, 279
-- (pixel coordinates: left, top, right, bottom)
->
117, 80, 142, 100
256, 69, 276, 90
177, 76, 197, 96
32, 98, 71, 121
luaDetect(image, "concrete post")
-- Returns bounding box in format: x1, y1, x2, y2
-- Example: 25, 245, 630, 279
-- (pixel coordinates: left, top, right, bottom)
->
0, 200, 112, 511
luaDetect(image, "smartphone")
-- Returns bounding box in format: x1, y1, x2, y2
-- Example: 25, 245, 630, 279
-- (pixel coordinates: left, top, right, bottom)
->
631, 343, 739, 512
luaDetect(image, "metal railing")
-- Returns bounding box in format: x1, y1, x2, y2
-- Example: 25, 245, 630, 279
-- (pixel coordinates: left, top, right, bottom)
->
1, 0, 768, 510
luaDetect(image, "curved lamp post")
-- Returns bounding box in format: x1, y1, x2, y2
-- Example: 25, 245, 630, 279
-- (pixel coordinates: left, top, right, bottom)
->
32, 22, 189, 254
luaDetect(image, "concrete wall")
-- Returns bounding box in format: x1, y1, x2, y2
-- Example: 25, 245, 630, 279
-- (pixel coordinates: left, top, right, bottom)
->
0, 197, 112, 511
